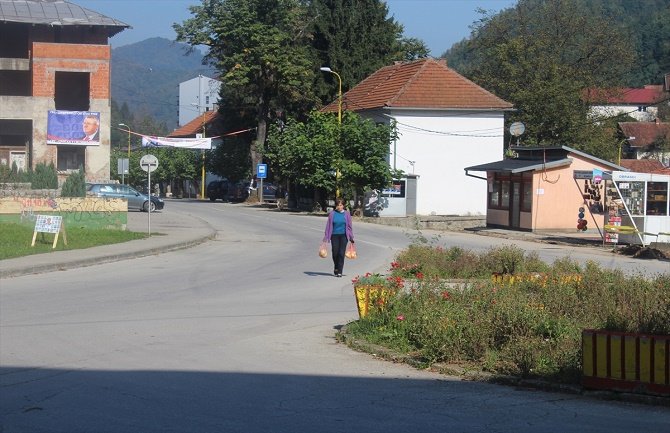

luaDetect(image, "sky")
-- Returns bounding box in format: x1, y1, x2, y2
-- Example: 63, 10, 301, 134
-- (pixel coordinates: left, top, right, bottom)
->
74, 0, 517, 57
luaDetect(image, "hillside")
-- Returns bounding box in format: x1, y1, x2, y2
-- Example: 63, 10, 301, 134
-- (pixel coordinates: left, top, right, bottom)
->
111, 37, 214, 130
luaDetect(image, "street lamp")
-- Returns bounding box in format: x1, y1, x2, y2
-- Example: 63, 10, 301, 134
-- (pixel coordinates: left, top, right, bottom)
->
320, 67, 342, 124
118, 123, 131, 184
191, 103, 207, 200
320, 66, 342, 197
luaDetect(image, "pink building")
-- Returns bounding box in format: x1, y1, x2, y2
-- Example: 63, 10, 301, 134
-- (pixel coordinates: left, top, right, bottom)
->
465, 146, 625, 233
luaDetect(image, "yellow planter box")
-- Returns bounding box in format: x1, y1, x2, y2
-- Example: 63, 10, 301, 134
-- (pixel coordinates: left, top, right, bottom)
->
582, 329, 669, 396
354, 285, 395, 318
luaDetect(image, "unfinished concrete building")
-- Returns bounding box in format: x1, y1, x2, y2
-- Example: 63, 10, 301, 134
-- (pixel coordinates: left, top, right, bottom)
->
0, 0, 128, 182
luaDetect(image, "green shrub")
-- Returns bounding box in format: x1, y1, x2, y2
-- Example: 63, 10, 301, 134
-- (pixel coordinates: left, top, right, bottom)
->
60, 167, 86, 197
29, 162, 58, 189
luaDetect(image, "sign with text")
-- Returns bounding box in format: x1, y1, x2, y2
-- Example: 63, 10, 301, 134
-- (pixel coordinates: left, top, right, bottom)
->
47, 110, 101, 145
257, 163, 267, 179
32, 214, 67, 248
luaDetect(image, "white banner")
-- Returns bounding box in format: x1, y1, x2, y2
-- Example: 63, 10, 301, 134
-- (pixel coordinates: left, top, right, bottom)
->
142, 136, 212, 150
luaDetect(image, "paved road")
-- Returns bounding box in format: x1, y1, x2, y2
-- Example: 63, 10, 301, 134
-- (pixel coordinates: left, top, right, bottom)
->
1, 201, 669, 433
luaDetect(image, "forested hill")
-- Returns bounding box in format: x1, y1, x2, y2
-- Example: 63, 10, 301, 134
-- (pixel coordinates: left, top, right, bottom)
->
444, 0, 670, 87
111, 38, 214, 130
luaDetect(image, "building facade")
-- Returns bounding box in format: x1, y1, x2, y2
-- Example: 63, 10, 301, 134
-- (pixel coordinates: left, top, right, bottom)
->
0, 0, 127, 182
322, 58, 513, 216
178, 75, 221, 127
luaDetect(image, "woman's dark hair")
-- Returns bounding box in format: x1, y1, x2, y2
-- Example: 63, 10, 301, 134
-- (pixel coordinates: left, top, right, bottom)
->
335, 198, 345, 207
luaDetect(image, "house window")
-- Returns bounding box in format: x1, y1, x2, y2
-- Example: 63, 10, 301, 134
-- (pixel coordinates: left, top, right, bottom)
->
521, 182, 532, 212
489, 182, 500, 207
488, 174, 510, 210
500, 181, 510, 209
57, 145, 85, 171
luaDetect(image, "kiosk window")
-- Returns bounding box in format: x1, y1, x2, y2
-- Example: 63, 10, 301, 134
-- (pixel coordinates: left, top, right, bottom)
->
646, 182, 668, 216
617, 181, 645, 215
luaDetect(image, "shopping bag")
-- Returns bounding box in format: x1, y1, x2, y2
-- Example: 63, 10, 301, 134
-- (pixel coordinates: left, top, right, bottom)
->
318, 241, 328, 258
345, 242, 357, 259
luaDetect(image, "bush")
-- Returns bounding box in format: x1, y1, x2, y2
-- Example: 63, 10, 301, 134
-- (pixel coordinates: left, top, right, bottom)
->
60, 167, 86, 197
29, 162, 58, 189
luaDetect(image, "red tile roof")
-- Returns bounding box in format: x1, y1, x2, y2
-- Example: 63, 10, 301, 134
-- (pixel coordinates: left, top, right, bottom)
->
619, 159, 670, 174
619, 121, 670, 148
322, 58, 513, 113
168, 110, 220, 137
583, 85, 665, 105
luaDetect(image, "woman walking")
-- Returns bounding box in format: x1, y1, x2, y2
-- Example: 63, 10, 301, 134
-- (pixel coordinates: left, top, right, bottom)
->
323, 198, 354, 277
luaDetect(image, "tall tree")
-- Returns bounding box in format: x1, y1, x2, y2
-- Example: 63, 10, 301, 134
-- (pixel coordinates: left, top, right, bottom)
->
174, 0, 318, 176
446, 0, 635, 159
309, 0, 428, 105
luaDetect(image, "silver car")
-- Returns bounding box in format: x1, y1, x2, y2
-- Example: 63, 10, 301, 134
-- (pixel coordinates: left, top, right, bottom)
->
87, 183, 164, 212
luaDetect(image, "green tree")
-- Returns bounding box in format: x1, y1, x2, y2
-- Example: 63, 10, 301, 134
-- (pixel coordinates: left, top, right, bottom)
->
264, 110, 395, 205
446, 0, 635, 159
310, 0, 428, 105
174, 0, 318, 176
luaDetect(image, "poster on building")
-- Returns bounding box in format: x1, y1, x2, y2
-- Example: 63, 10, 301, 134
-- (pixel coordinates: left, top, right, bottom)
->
47, 110, 101, 145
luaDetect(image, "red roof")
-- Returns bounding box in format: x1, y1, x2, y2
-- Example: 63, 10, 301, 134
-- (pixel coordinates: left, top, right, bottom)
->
322, 58, 513, 112
619, 121, 670, 148
619, 159, 670, 174
168, 110, 220, 137
583, 85, 665, 105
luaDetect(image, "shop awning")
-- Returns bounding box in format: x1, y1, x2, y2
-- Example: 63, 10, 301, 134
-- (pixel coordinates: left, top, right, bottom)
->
464, 158, 572, 174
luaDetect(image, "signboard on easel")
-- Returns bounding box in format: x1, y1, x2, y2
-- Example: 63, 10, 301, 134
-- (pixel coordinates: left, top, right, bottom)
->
32, 215, 67, 248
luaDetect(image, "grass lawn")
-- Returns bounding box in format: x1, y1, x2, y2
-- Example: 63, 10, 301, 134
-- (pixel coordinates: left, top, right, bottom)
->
0, 222, 147, 260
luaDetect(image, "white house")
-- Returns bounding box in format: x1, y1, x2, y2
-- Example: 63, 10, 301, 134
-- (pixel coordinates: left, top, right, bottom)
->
323, 58, 513, 216
178, 75, 222, 127
585, 85, 665, 122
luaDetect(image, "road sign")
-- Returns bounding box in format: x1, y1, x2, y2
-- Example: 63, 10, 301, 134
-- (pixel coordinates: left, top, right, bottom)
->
257, 163, 267, 179
140, 154, 159, 173
117, 158, 129, 175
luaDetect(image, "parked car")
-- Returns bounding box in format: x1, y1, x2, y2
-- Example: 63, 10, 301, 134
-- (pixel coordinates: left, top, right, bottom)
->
261, 182, 279, 202
227, 180, 250, 202
207, 179, 230, 202
87, 183, 164, 212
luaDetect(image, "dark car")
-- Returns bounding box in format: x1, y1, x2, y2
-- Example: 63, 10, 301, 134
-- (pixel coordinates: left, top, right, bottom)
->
207, 179, 229, 202
227, 180, 250, 202
87, 183, 164, 212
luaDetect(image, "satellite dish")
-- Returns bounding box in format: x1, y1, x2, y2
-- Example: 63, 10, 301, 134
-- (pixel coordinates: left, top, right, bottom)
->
509, 122, 525, 137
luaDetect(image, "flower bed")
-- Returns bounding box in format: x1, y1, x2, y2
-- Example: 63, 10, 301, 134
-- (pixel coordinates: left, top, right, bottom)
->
346, 245, 670, 387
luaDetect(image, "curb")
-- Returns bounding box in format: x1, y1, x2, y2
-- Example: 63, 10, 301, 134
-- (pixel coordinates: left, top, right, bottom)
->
336, 324, 670, 407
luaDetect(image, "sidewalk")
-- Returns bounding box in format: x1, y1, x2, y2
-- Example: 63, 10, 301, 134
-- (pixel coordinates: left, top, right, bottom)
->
0, 206, 216, 279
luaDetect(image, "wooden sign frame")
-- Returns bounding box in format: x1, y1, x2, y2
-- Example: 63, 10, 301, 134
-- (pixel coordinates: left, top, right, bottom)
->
32, 215, 68, 249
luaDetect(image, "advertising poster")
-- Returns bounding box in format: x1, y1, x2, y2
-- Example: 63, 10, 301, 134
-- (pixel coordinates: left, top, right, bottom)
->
47, 110, 101, 145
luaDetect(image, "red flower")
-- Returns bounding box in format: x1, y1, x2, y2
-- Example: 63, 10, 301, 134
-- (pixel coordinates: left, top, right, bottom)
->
441, 291, 450, 300
396, 314, 405, 321
416, 272, 424, 280
390, 261, 400, 269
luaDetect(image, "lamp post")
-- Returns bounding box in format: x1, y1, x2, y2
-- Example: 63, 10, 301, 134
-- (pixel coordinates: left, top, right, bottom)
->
191, 103, 207, 200
618, 136, 635, 165
118, 123, 131, 184
320, 66, 342, 197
